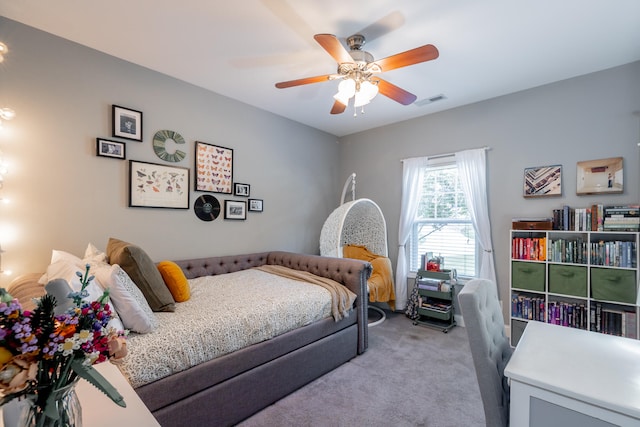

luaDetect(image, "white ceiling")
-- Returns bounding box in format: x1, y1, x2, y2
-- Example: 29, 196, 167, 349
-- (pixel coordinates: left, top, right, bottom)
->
2, 0, 640, 137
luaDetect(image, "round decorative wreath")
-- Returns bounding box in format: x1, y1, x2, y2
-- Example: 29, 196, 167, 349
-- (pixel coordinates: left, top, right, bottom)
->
152, 130, 186, 162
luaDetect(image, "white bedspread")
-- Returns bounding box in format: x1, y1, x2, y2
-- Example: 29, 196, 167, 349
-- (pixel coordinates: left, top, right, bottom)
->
118, 268, 333, 388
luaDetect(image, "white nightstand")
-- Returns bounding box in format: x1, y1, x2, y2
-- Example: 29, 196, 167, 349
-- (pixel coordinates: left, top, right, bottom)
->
1, 363, 159, 427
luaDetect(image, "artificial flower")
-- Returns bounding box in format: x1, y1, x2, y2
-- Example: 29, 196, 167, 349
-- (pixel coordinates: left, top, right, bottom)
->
0, 265, 128, 423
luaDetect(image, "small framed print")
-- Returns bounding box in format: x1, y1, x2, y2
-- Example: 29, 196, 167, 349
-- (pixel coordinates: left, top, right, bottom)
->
112, 105, 143, 141
224, 200, 246, 220
523, 165, 562, 198
248, 199, 263, 212
96, 138, 125, 159
234, 183, 250, 197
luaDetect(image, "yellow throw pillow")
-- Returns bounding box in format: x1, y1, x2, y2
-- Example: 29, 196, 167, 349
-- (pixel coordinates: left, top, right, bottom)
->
156, 261, 190, 302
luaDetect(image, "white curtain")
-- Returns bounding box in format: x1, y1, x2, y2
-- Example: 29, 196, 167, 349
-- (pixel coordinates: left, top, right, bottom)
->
395, 157, 426, 311
455, 148, 497, 286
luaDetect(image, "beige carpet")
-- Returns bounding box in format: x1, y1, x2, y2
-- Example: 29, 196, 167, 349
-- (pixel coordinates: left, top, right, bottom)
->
238, 310, 485, 427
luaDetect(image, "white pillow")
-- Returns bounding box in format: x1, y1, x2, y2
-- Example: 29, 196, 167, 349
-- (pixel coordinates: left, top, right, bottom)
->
52, 249, 84, 265
43, 260, 105, 303
42, 258, 124, 332
93, 263, 158, 334
84, 243, 108, 265
38, 249, 84, 284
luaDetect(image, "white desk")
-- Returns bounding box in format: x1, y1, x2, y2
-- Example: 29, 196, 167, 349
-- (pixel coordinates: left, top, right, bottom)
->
1, 363, 159, 427
504, 321, 640, 427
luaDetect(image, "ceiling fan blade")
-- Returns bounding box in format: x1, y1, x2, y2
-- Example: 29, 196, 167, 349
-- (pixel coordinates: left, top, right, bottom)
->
351, 11, 405, 43
314, 34, 353, 64
376, 78, 417, 105
375, 44, 439, 72
330, 100, 347, 115
275, 74, 333, 89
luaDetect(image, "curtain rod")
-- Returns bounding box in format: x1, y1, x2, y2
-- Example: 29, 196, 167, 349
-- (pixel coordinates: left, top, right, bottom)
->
401, 146, 491, 162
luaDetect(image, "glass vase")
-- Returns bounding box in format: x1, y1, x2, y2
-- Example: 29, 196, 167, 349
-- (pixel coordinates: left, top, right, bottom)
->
16, 381, 82, 427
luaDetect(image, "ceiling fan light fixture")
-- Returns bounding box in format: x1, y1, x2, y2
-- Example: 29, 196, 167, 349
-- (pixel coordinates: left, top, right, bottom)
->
337, 78, 356, 97
353, 91, 370, 108
360, 80, 379, 100
333, 91, 351, 106
334, 78, 356, 105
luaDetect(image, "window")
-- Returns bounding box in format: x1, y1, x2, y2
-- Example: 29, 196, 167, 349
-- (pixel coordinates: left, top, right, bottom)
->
409, 161, 478, 277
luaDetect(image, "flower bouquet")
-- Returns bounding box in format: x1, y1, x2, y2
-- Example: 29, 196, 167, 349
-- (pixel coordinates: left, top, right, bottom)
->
0, 265, 127, 426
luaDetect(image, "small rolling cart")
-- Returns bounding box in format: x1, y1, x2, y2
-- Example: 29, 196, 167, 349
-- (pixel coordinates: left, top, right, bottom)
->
413, 269, 457, 333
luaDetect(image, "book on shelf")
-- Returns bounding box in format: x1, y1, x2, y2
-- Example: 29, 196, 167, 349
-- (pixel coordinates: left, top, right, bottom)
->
511, 236, 546, 261
548, 236, 588, 264
511, 293, 545, 322
590, 240, 636, 268
547, 301, 588, 330
549, 204, 640, 231
603, 205, 640, 217
590, 302, 637, 338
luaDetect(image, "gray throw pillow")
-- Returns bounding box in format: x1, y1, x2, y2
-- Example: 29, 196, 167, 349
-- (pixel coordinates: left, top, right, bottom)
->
106, 237, 175, 312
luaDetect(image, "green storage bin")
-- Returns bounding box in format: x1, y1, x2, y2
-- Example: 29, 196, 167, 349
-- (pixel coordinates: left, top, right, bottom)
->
511, 261, 545, 292
548, 264, 587, 297
591, 267, 637, 304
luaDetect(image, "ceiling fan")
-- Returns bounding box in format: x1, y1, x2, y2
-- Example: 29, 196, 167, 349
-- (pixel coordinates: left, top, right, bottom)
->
275, 33, 439, 115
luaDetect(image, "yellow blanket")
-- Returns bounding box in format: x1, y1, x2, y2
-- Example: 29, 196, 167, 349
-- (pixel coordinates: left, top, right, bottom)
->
254, 264, 357, 322
343, 245, 396, 310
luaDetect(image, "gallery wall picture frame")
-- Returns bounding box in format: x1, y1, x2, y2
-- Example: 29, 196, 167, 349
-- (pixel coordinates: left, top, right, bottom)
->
112, 105, 143, 141
248, 199, 263, 212
129, 160, 189, 209
96, 138, 126, 160
523, 164, 562, 198
224, 200, 247, 220
576, 157, 623, 195
195, 141, 233, 194
234, 183, 250, 197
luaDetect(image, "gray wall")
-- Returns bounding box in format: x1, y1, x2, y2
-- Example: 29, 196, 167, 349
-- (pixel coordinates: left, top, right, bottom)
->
339, 60, 640, 319
3, 17, 639, 323
0, 18, 341, 280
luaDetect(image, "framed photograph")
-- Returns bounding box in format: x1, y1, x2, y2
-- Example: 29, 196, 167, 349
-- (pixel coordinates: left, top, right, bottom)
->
224, 200, 246, 220
112, 105, 143, 141
234, 183, 250, 197
523, 165, 562, 198
195, 141, 233, 194
96, 138, 125, 159
248, 199, 263, 212
129, 160, 189, 209
576, 157, 623, 195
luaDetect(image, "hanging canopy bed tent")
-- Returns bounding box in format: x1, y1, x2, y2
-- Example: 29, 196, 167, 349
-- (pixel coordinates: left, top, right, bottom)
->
320, 174, 395, 326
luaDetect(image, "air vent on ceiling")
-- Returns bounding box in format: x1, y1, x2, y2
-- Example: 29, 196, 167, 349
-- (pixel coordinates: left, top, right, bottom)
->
414, 94, 447, 107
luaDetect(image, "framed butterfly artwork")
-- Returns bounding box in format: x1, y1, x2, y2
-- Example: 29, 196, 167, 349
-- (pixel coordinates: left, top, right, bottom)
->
194, 141, 234, 194
129, 160, 190, 209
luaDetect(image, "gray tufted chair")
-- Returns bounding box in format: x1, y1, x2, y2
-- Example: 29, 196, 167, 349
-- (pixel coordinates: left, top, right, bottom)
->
458, 279, 512, 427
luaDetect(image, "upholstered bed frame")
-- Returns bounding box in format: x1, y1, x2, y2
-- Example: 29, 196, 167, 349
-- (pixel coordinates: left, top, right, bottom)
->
133, 251, 371, 427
